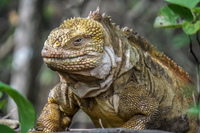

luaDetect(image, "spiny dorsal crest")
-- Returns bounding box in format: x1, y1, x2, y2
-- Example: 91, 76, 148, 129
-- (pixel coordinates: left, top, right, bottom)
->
88, 6, 102, 21
88, 7, 192, 82
122, 28, 192, 82
88, 7, 116, 29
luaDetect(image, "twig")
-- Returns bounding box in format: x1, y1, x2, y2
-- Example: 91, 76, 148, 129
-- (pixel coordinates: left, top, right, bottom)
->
189, 35, 200, 126
0, 34, 14, 59
193, 91, 197, 106
196, 65, 200, 126
0, 119, 19, 129
197, 31, 200, 47
99, 118, 104, 129
196, 32, 200, 125
1, 108, 17, 119
189, 36, 199, 64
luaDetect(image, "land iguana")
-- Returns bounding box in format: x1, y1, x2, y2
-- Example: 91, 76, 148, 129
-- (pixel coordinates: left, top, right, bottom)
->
36, 7, 197, 132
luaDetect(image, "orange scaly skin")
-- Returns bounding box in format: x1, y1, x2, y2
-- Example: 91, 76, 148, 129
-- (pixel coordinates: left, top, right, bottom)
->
36, 8, 197, 132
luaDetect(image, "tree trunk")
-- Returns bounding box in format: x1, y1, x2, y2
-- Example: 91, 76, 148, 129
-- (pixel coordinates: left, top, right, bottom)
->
8, 0, 43, 119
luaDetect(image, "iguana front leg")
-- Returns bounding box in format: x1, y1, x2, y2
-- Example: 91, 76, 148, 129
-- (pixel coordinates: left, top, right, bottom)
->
122, 112, 160, 130
36, 82, 79, 132
36, 103, 71, 132
118, 82, 160, 130
122, 115, 148, 129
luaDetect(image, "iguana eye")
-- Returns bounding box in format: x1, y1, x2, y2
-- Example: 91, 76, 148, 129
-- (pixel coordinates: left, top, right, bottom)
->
74, 38, 83, 43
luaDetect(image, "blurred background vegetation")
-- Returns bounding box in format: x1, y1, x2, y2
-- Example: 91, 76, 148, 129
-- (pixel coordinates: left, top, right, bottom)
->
0, 0, 198, 129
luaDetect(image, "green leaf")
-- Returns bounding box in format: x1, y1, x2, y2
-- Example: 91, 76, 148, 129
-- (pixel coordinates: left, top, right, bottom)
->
0, 124, 15, 133
0, 91, 2, 98
182, 20, 200, 34
0, 100, 6, 109
165, 0, 200, 9
154, 4, 194, 28
193, 7, 200, 19
187, 105, 199, 115
193, 7, 200, 13
0, 91, 6, 109
0, 82, 36, 133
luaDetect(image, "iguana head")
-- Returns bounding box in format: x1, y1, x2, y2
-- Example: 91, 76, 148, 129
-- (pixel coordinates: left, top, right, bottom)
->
42, 17, 104, 71
41, 7, 140, 98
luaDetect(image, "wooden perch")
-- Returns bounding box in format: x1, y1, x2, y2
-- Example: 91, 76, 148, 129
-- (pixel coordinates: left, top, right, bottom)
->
0, 119, 19, 129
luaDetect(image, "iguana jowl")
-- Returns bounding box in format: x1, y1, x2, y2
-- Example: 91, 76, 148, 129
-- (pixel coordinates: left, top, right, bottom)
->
36, 7, 197, 132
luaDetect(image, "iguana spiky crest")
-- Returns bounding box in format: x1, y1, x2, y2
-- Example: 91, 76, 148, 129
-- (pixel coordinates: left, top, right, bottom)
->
88, 7, 192, 83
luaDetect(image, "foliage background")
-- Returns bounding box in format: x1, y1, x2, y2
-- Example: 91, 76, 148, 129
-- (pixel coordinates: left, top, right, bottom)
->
0, 0, 199, 128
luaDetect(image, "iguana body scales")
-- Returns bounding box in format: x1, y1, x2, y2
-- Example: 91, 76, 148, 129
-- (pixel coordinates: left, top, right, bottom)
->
36, 8, 197, 132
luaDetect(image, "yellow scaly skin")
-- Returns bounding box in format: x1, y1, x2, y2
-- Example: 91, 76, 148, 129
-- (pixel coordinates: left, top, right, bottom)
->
36, 8, 197, 132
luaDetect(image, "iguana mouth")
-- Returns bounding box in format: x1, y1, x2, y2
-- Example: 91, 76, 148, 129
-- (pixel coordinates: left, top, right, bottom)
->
42, 44, 101, 58
43, 54, 102, 71
41, 44, 103, 71
43, 54, 90, 60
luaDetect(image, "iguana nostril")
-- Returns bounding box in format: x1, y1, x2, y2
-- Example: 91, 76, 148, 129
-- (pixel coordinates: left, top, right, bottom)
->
41, 47, 50, 57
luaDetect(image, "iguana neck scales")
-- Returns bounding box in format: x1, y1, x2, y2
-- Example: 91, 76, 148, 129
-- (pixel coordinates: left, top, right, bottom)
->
36, 7, 197, 132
